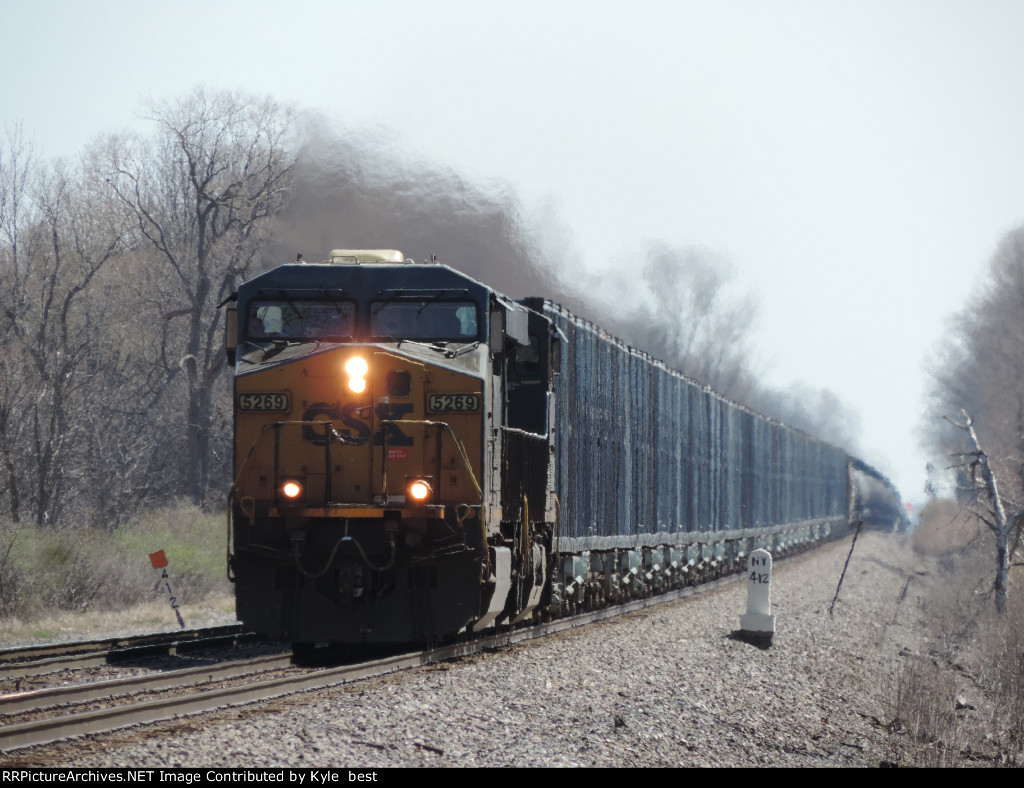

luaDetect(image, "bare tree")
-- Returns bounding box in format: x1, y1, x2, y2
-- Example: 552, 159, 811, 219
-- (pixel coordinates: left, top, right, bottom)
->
101, 88, 295, 504
0, 127, 129, 525
635, 243, 757, 393
563, 242, 759, 401
0, 125, 35, 522
748, 382, 863, 453
945, 410, 1024, 614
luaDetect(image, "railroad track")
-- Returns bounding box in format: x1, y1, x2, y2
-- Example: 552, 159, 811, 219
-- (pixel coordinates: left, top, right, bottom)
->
0, 625, 255, 680
0, 571, 748, 754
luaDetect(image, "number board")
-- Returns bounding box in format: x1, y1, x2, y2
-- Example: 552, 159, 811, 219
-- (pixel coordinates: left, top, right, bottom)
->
238, 392, 290, 412
428, 393, 480, 412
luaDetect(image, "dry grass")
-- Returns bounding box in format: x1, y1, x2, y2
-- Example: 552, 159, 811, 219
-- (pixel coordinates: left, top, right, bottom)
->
0, 591, 237, 646
885, 655, 971, 767
985, 594, 1024, 752
0, 502, 233, 635
913, 497, 981, 555
884, 522, 1024, 766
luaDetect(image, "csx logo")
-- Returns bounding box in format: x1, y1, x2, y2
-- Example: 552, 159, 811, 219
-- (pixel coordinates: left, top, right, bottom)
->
301, 402, 414, 446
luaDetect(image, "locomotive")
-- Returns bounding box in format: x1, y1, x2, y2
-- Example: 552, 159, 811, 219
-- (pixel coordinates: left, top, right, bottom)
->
850, 458, 909, 533
225, 250, 896, 648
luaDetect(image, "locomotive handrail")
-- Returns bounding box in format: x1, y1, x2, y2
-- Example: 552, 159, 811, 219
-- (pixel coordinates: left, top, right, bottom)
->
375, 417, 490, 578
375, 418, 484, 503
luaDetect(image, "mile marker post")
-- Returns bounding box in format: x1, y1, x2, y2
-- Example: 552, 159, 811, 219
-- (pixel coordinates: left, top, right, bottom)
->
740, 548, 775, 645
149, 549, 185, 629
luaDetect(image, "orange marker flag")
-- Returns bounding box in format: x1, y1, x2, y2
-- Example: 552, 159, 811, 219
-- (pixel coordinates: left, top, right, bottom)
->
148, 549, 184, 628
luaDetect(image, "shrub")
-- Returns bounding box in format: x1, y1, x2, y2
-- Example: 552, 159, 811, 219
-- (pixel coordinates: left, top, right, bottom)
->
0, 502, 231, 622
886, 655, 966, 767
913, 498, 979, 554
988, 593, 1024, 753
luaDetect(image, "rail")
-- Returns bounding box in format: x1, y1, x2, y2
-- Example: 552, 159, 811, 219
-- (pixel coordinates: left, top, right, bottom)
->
0, 625, 252, 680
0, 570, 753, 754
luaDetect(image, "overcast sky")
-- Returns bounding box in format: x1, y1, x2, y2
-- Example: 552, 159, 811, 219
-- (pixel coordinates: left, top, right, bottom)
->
4, 0, 1024, 505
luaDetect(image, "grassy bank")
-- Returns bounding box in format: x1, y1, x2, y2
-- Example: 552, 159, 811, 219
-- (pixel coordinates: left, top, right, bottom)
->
885, 498, 1024, 765
0, 503, 236, 645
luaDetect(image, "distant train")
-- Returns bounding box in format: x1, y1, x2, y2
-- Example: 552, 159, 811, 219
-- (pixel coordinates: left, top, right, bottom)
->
850, 458, 909, 533
224, 250, 904, 648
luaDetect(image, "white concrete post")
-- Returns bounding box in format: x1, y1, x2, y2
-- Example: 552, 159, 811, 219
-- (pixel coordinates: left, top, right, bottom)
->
740, 548, 775, 635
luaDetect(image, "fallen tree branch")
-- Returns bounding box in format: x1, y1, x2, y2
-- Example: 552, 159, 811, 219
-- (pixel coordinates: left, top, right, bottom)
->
829, 520, 863, 616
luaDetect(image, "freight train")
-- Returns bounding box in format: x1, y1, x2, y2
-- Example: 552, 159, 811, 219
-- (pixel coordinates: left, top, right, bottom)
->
225, 250, 902, 649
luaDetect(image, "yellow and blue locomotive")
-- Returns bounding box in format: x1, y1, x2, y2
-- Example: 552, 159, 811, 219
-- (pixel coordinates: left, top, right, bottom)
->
227, 250, 553, 646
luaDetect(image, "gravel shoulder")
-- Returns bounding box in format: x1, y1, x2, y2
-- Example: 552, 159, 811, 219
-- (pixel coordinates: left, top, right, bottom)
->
7, 532, 968, 767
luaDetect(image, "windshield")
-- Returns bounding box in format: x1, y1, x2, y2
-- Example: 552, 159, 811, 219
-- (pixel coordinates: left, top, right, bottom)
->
247, 300, 356, 341
370, 300, 478, 341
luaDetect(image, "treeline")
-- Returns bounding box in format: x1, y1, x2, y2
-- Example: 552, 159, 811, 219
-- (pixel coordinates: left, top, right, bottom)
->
0, 86, 864, 531
926, 225, 1024, 505
0, 88, 294, 526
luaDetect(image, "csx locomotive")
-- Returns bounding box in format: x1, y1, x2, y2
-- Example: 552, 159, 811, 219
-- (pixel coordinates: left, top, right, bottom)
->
225, 250, 892, 648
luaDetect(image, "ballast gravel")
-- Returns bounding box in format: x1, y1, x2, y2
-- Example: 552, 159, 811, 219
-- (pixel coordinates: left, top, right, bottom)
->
14, 532, 955, 767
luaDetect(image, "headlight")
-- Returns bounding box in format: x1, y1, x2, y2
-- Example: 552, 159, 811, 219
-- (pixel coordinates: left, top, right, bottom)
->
407, 479, 432, 502
344, 356, 369, 394
281, 480, 303, 499
344, 356, 368, 377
